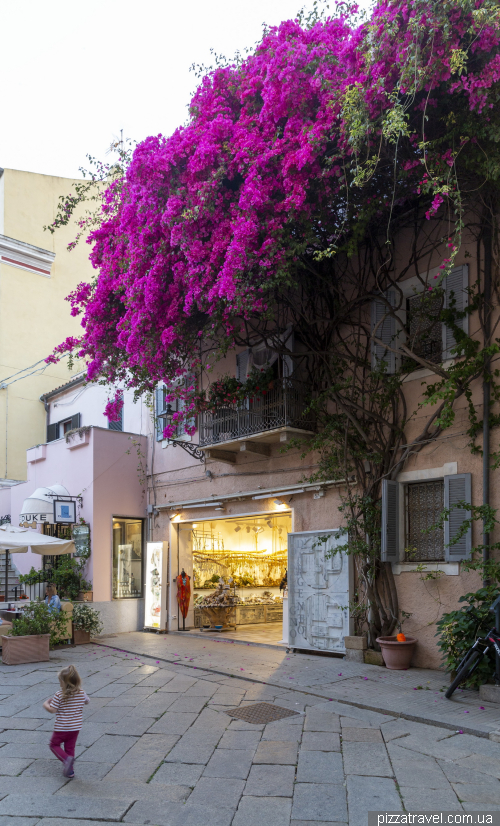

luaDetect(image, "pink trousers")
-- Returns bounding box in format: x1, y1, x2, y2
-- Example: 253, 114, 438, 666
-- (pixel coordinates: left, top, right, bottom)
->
49, 730, 79, 763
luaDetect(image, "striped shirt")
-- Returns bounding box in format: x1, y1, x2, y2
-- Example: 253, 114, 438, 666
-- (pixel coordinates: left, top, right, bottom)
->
49, 689, 89, 731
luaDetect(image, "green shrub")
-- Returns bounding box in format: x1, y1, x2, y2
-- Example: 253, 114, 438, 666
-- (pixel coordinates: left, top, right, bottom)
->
72, 603, 103, 636
9, 601, 68, 648
436, 586, 499, 689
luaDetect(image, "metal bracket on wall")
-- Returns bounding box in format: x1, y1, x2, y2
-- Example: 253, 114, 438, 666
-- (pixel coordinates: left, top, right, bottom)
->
169, 440, 205, 463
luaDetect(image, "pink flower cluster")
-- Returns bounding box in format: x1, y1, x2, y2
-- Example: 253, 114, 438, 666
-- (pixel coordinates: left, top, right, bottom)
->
50, 0, 500, 391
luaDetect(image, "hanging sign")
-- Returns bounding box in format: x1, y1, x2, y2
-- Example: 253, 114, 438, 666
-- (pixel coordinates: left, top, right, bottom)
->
53, 500, 77, 524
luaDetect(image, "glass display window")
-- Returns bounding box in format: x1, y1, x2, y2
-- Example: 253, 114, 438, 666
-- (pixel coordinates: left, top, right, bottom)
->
112, 517, 144, 599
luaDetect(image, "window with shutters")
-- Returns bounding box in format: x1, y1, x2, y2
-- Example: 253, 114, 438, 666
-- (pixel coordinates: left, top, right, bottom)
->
406, 293, 443, 364
155, 376, 195, 442
405, 481, 444, 562
371, 266, 469, 374
47, 413, 81, 442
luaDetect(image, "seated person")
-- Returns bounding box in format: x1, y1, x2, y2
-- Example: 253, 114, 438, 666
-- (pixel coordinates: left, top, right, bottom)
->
45, 584, 62, 614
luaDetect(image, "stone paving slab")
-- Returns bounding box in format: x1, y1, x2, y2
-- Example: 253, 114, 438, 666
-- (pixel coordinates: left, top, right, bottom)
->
297, 750, 344, 784
233, 796, 292, 826
342, 742, 393, 777
149, 762, 204, 786
0, 796, 131, 821
346, 776, 401, 826
252, 739, 298, 764
244, 763, 295, 796
123, 800, 235, 826
399, 786, 462, 811
203, 747, 255, 778
292, 783, 347, 822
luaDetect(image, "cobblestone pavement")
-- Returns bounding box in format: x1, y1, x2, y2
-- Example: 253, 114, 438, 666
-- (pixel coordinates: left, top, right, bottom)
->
0, 640, 499, 825
99, 631, 500, 737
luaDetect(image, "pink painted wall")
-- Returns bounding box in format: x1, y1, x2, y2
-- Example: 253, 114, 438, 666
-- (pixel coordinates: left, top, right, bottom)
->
3, 427, 147, 597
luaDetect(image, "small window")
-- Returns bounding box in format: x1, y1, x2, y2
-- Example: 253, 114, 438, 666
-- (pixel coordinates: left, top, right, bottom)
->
406, 292, 443, 364
112, 518, 143, 599
405, 480, 444, 562
62, 420, 73, 436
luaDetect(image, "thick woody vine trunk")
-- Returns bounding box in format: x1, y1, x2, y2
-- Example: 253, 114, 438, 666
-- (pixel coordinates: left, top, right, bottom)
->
362, 560, 398, 649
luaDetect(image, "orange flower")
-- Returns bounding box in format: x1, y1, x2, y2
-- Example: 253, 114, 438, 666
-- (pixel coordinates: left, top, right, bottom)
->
396, 632, 406, 642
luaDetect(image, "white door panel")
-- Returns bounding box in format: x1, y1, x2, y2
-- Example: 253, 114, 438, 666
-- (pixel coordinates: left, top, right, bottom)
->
288, 529, 352, 653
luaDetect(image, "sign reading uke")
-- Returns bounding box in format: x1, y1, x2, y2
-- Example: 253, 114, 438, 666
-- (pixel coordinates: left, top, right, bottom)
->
287, 530, 352, 653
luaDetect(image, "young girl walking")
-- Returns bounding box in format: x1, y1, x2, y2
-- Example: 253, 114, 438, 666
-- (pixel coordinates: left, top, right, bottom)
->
43, 665, 89, 778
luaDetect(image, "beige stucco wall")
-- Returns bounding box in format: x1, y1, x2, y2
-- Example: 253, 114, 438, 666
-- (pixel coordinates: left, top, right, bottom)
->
0, 167, 91, 481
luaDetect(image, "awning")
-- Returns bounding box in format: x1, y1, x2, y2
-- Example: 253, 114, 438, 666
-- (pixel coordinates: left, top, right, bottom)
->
0, 525, 74, 555
19, 484, 70, 525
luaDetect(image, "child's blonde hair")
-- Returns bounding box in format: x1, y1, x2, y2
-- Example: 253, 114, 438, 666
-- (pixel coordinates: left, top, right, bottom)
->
58, 665, 82, 700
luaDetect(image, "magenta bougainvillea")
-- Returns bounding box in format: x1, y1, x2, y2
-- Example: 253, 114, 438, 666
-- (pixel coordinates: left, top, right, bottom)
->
49, 0, 500, 424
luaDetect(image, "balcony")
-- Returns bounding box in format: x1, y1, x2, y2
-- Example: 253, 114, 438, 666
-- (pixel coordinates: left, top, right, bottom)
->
198, 378, 315, 462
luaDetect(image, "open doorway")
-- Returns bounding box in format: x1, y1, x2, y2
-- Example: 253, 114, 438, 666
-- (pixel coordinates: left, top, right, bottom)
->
177, 512, 291, 644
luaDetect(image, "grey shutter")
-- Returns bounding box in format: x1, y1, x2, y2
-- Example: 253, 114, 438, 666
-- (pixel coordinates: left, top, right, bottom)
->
155, 388, 165, 441
371, 291, 396, 374
47, 423, 58, 442
108, 406, 123, 431
183, 374, 196, 437
444, 473, 472, 561
443, 265, 469, 359
236, 349, 250, 382
381, 479, 399, 561
70, 413, 81, 430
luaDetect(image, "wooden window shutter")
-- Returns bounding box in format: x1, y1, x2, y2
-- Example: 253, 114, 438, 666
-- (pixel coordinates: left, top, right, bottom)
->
236, 349, 250, 382
444, 473, 472, 561
442, 265, 469, 359
47, 423, 58, 443
371, 291, 396, 374
381, 479, 399, 561
70, 413, 81, 430
155, 387, 165, 441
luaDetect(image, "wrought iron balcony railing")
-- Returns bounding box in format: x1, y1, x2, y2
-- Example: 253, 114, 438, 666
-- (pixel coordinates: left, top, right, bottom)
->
198, 378, 315, 448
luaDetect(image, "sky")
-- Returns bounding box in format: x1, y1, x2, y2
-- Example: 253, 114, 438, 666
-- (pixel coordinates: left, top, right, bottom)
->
1, 0, 371, 181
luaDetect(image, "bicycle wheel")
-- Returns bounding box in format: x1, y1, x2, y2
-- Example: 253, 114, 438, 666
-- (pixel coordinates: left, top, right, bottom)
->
445, 650, 483, 699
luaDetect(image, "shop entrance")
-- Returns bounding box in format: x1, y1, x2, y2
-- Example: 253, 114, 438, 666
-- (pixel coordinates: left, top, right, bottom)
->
177, 512, 291, 644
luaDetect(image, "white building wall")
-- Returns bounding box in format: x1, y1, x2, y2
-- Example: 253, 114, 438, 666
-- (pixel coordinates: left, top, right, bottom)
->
46, 380, 150, 437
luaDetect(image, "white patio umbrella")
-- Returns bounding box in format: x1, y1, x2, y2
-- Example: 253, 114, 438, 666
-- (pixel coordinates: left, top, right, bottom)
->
0, 525, 75, 555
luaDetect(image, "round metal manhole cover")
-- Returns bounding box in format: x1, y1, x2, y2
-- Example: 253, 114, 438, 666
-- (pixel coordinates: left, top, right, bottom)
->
225, 702, 300, 724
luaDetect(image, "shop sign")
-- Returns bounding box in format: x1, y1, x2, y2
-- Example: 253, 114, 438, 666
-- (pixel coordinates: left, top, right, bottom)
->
53, 500, 76, 524
288, 529, 352, 653
19, 513, 50, 523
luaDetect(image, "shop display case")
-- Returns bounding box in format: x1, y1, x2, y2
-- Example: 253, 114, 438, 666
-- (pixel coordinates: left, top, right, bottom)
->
144, 541, 168, 630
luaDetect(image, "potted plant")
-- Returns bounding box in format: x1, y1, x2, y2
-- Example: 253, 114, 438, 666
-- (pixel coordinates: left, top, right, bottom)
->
72, 603, 103, 645
376, 611, 417, 670
2, 601, 68, 665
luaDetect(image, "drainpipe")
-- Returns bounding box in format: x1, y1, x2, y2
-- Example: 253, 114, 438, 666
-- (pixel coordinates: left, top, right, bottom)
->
482, 221, 492, 588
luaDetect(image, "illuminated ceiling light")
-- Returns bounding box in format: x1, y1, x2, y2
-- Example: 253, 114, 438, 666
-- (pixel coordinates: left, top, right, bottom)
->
214, 506, 225, 511
192, 524, 198, 528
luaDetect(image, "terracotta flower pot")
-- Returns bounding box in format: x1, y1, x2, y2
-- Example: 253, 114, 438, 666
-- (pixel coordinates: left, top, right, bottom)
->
72, 628, 91, 645
376, 636, 417, 670
2, 633, 50, 665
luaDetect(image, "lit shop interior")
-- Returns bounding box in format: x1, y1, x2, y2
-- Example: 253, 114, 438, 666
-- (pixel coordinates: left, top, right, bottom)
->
177, 512, 291, 643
